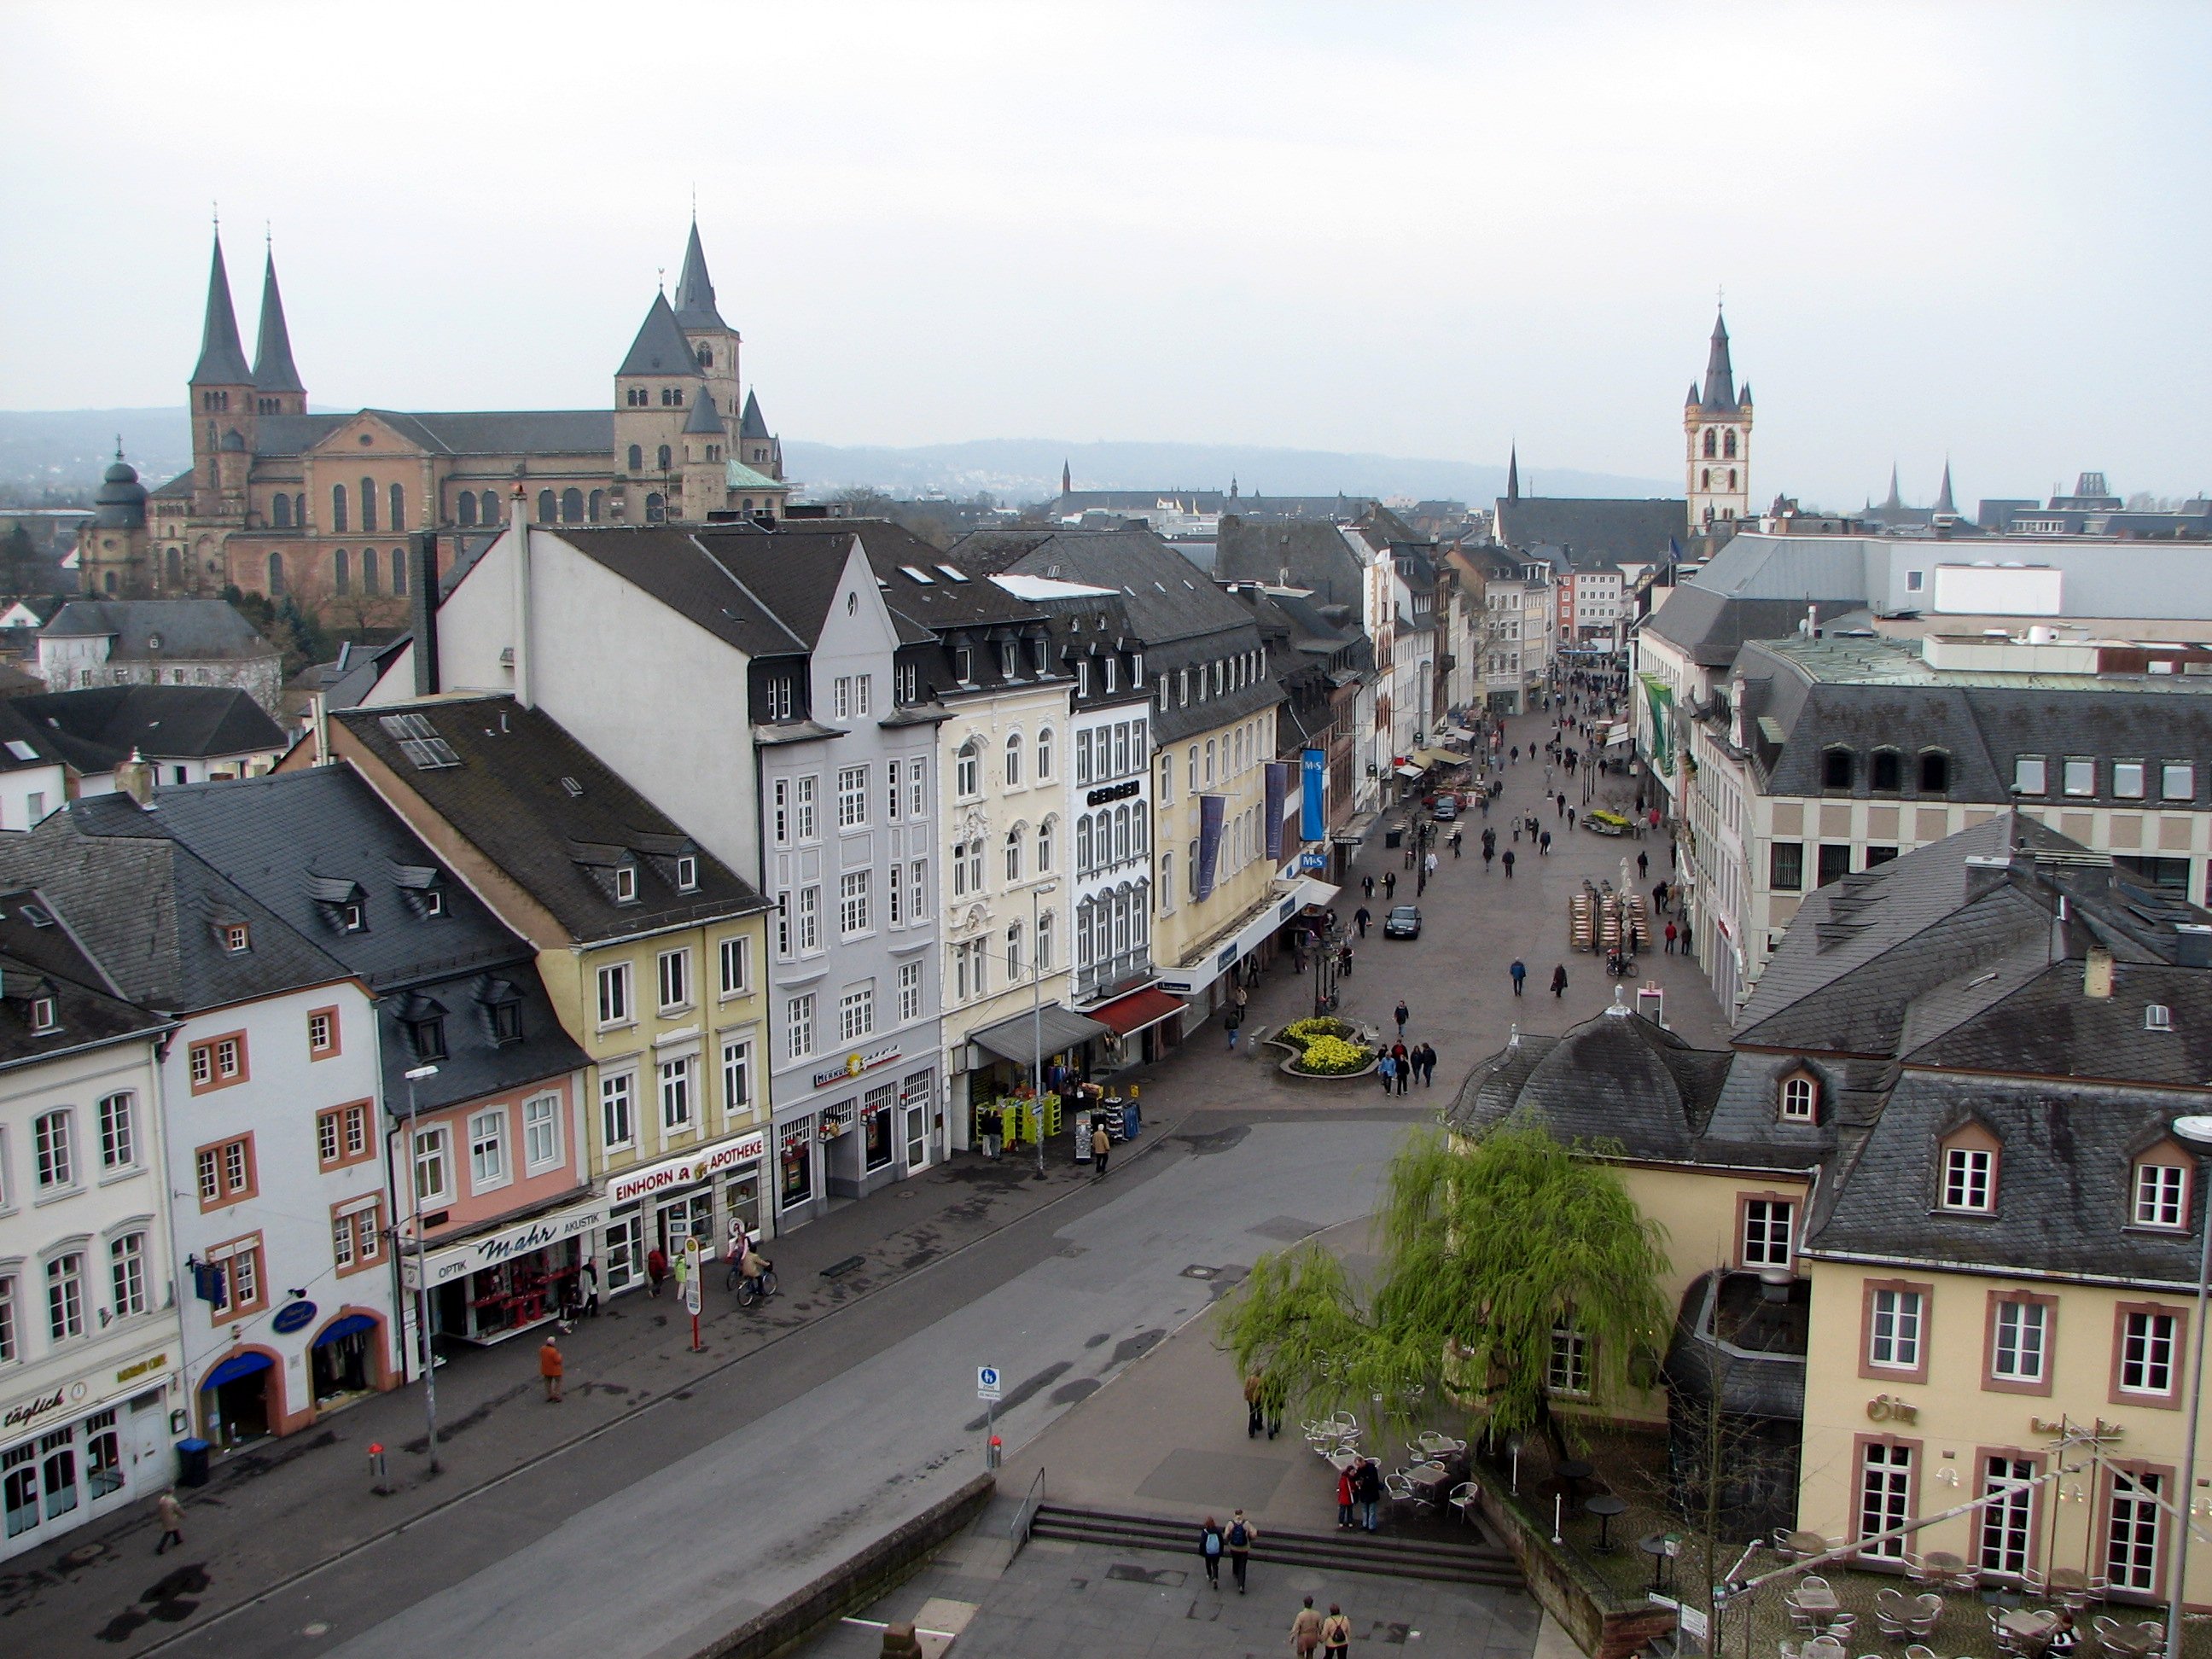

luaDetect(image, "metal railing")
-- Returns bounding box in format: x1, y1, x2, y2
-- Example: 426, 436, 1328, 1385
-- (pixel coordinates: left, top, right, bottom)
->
1010, 1466, 1046, 1558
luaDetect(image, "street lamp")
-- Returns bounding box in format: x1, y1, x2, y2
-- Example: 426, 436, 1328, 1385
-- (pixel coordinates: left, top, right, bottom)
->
1030, 882, 1058, 1179
405, 1062, 442, 1474
2163, 1114, 2212, 1659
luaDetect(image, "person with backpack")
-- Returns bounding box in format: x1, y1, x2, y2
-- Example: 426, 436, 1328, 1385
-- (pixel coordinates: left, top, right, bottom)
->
1322, 1604, 1353, 1658
1225, 1510, 1256, 1592
1198, 1516, 1225, 1589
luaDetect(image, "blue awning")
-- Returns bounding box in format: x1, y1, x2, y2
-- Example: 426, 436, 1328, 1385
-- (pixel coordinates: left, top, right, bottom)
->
313, 1313, 378, 1348
200, 1350, 273, 1391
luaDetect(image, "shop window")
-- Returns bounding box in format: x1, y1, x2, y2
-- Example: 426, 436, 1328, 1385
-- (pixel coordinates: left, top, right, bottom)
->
864, 1085, 895, 1172
1857, 1441, 1915, 1557
780, 1121, 816, 1209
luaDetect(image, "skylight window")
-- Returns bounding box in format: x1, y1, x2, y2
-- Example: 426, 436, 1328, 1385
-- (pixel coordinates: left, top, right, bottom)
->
935, 564, 969, 584
380, 712, 460, 771
4, 741, 38, 762
900, 566, 936, 585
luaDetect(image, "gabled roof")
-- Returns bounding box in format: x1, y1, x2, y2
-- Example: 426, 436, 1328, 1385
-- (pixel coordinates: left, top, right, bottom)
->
9, 684, 285, 770
672, 222, 728, 332
250, 410, 615, 459
0, 887, 169, 1067
252, 250, 305, 394
1493, 498, 1686, 568
619, 292, 704, 378
1449, 1006, 1733, 1164
331, 695, 770, 945
191, 232, 253, 386
42, 598, 276, 660
951, 527, 1265, 647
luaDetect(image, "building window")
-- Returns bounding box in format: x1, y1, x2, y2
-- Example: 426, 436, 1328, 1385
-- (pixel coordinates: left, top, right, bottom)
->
0, 1273, 13, 1363
840, 987, 875, 1042
407, 1125, 451, 1206
1770, 841, 1804, 892
222, 923, 250, 953
189, 1032, 247, 1091
2115, 760, 2146, 800
1005, 731, 1022, 786
908, 860, 925, 922
956, 740, 980, 798
601, 1073, 636, 1150
797, 884, 820, 952
97, 1091, 135, 1169
332, 1199, 383, 1274
787, 993, 817, 1058
2063, 757, 2095, 797
899, 961, 923, 1023
331, 484, 348, 533
1036, 726, 1054, 779
1991, 1298, 2050, 1387
597, 962, 632, 1025
840, 870, 871, 937
469, 1109, 508, 1187
2117, 1307, 2180, 1399
1779, 1074, 1817, 1121
109, 1232, 148, 1317
659, 1057, 694, 1131
908, 759, 928, 819
1817, 843, 1853, 887
1038, 817, 1054, 873
719, 935, 752, 998
1915, 750, 1950, 793
657, 445, 672, 471
1942, 1138, 1997, 1212
1038, 907, 1054, 971
657, 947, 691, 1012
837, 765, 868, 827
334, 547, 351, 596
1870, 749, 1902, 793
795, 775, 818, 839
2106, 1469, 2168, 1592
195, 1134, 256, 1208
721, 1039, 752, 1115
1821, 748, 1853, 790
2162, 763, 2195, 801
614, 865, 637, 904
1975, 1454, 2037, 1577
1857, 1441, 1914, 1557
1005, 922, 1023, 981
1741, 1196, 1794, 1266
2134, 1160, 2189, 1228
1867, 1286, 1926, 1371
522, 1095, 562, 1170
2013, 755, 2046, 795
1005, 829, 1022, 883
1546, 1325, 1590, 1396
205, 1235, 266, 1318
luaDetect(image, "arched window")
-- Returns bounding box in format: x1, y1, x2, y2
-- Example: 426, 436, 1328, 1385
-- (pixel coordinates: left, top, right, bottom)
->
1005, 828, 1022, 882
1076, 815, 1093, 875
1918, 750, 1951, 794
1703, 429, 1717, 458
331, 485, 348, 533
1701, 468, 1712, 490
1723, 430, 1738, 459
628, 444, 643, 471
1037, 908, 1053, 972
646, 492, 665, 522
1114, 804, 1131, 862
696, 346, 713, 369
457, 492, 477, 527
267, 551, 285, 594
334, 547, 351, 596
389, 481, 405, 531
1038, 817, 1055, 872
361, 478, 377, 533
391, 547, 408, 596
656, 445, 672, 471
272, 493, 291, 528
1132, 879, 1150, 946
1112, 886, 1131, 956
294, 492, 306, 527
1870, 749, 1901, 793
1779, 1071, 1818, 1121
1132, 800, 1148, 853
537, 489, 556, 523
588, 490, 602, 522
562, 487, 584, 523
1005, 922, 1022, 981
361, 546, 380, 595
1004, 731, 1022, 787
956, 738, 980, 798
103, 569, 118, 593
1076, 898, 1094, 967
1159, 852, 1173, 913
1822, 748, 1854, 790
166, 548, 182, 588
1036, 725, 1053, 779
479, 490, 498, 523
1727, 469, 1737, 489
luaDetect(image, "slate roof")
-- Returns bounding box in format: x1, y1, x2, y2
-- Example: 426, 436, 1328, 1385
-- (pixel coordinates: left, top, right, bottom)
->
252, 252, 305, 394
191, 234, 253, 386
672, 223, 727, 332
1698, 311, 1741, 413
247, 410, 614, 459
331, 695, 770, 945
683, 389, 723, 435
0, 887, 169, 1067
1493, 498, 1686, 568
738, 391, 770, 439
10, 685, 285, 771
1642, 586, 1855, 669
619, 292, 705, 378
43, 598, 276, 660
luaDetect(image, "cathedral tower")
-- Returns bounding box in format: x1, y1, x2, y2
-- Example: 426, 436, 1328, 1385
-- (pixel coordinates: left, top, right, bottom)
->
251, 247, 307, 416
670, 221, 741, 442
189, 230, 255, 520
1684, 309, 1752, 527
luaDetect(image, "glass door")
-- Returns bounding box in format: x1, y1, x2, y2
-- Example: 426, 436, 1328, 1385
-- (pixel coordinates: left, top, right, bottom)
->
905, 1105, 928, 1172
2106, 1470, 2165, 1594
603, 1207, 644, 1293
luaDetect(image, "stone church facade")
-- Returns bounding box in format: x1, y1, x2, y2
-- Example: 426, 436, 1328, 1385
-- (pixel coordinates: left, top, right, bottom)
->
79, 224, 789, 615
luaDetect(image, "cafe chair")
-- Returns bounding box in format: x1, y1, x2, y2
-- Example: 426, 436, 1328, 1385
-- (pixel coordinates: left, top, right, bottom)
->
1906, 1595, 1943, 1639
1901, 1645, 1939, 1659
1447, 1481, 1478, 1526
1875, 1588, 1913, 1639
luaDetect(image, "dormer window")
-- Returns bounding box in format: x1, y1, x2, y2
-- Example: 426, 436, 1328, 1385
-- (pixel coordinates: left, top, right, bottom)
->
1918, 750, 1951, 793
410, 1015, 446, 1061
676, 855, 698, 893
422, 888, 445, 917
614, 865, 638, 905
1938, 1121, 2000, 1213
1000, 643, 1017, 680
1821, 748, 1853, 790
2146, 1004, 2172, 1032
223, 924, 250, 953
1778, 1071, 1818, 1121
342, 902, 365, 933
1870, 749, 1901, 793
953, 648, 974, 684
2133, 1156, 2190, 1230
492, 1000, 522, 1045
30, 993, 57, 1033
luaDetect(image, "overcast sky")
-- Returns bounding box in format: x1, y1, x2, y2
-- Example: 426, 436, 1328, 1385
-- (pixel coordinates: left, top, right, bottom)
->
5, 2, 2207, 508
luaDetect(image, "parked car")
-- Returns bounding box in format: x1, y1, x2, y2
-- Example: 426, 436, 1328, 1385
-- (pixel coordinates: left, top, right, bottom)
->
1383, 905, 1422, 939
1432, 795, 1458, 820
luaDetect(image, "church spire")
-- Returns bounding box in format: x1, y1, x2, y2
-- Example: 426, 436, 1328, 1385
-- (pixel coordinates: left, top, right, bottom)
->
1061, 459, 1072, 497
672, 220, 727, 331
191, 230, 252, 385
252, 247, 304, 394
1506, 445, 1521, 503
1883, 464, 1903, 511
1699, 309, 1738, 412
1933, 459, 1958, 519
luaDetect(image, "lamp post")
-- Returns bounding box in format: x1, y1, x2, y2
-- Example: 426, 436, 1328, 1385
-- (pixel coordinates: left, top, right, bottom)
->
1029, 882, 1059, 1179
405, 1063, 442, 1474
2163, 1114, 2212, 1659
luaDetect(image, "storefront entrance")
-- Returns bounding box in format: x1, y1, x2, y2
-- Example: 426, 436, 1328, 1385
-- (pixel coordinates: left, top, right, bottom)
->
199, 1349, 275, 1447
604, 1208, 645, 1294
777, 1116, 818, 1219
309, 1314, 382, 1401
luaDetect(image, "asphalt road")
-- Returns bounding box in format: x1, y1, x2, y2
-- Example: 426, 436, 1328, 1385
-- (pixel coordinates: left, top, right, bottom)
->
153, 1115, 1412, 1659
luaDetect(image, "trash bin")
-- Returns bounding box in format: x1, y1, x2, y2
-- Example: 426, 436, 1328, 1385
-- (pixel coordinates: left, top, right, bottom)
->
1384, 828, 1403, 849
1121, 1100, 1141, 1140
176, 1438, 211, 1488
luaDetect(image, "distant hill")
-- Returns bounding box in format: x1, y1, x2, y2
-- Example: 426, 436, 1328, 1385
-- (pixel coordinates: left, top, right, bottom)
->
0, 410, 1674, 508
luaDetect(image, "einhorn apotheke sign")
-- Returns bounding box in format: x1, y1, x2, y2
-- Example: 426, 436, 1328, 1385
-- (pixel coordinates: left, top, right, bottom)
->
605, 1131, 769, 1207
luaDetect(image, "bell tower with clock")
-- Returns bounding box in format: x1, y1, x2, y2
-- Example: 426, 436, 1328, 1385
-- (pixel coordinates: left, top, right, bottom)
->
1685, 308, 1752, 528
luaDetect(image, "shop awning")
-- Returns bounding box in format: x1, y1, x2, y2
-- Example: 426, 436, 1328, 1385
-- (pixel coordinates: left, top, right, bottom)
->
1411, 748, 1464, 770
201, 1349, 273, 1391
969, 1003, 1113, 1063
313, 1313, 379, 1348
1089, 987, 1185, 1038
1394, 763, 1424, 778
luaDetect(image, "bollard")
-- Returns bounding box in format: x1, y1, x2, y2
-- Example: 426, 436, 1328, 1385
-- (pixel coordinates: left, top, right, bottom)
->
987, 1434, 1002, 1470
369, 1441, 389, 1495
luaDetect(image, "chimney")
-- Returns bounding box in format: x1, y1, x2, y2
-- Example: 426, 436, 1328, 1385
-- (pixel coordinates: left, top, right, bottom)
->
2176, 923, 2212, 970
410, 531, 440, 696
114, 748, 154, 807
2084, 945, 2115, 999
509, 486, 533, 709
1962, 853, 2012, 904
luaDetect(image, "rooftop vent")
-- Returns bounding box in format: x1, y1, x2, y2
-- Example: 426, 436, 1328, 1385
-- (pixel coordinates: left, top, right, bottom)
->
560, 776, 584, 797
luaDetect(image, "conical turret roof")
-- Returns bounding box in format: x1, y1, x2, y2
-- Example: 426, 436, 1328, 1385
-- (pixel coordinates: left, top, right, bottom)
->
672, 222, 727, 331
619, 291, 702, 376
683, 389, 722, 435
252, 249, 304, 393
192, 232, 253, 385
1698, 310, 1738, 413
738, 389, 771, 439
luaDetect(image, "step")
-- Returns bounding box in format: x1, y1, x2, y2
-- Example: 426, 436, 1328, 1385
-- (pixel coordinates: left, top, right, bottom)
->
1027, 1504, 1523, 1588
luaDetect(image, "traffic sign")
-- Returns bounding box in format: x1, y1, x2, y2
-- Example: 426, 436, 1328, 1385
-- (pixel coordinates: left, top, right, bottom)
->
976, 1365, 1002, 1401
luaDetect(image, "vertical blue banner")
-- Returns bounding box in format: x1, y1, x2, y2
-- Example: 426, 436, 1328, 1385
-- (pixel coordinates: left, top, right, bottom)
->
1301, 748, 1326, 841
1265, 763, 1289, 862
1196, 794, 1225, 901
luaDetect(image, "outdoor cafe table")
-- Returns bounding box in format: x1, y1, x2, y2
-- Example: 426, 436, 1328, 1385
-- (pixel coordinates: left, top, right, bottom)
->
1408, 1462, 1454, 1499
1999, 1610, 2058, 1641
1790, 1582, 1840, 1614
1783, 1530, 1830, 1560
2101, 1629, 2159, 1658
1324, 1449, 1362, 1476
1585, 1493, 1629, 1554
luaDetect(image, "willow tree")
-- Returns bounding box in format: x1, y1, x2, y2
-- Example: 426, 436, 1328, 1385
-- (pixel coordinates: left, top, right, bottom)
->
1218, 1116, 1671, 1450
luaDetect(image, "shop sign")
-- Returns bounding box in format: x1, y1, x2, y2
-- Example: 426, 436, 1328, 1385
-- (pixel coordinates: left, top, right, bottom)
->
812, 1043, 900, 1090
271, 1300, 318, 1335
405, 1196, 612, 1289
778, 1117, 815, 1154
4, 1345, 171, 1436
1086, 779, 1139, 806
605, 1132, 769, 1207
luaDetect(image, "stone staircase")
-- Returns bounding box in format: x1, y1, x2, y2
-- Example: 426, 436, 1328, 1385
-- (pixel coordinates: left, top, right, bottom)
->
1025, 1502, 1524, 1589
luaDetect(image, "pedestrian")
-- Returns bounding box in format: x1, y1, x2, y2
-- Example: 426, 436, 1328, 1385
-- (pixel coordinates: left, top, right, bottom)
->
539, 1333, 564, 1402
1199, 1516, 1225, 1589
1377, 1051, 1396, 1093
1539, 829, 1551, 857
984, 1103, 1002, 1159
576, 1255, 601, 1318
1318, 1601, 1353, 1654
1502, 849, 1515, 880
1354, 1458, 1383, 1530
1450, 829, 1463, 859
1665, 920, 1678, 955
1294, 1597, 1325, 1659
1510, 958, 1526, 996
1567, 806, 1576, 830
1511, 744, 1519, 764
1091, 1119, 1111, 1178
1339, 943, 1354, 978
154, 1490, 184, 1555
1423, 851, 1437, 878
646, 1245, 669, 1297
1354, 905, 1370, 937
1336, 1464, 1357, 1529
1557, 791, 1566, 818
1383, 870, 1396, 899
1551, 963, 1568, 998
1638, 850, 1650, 880
1227, 1510, 1256, 1592
1394, 999, 1408, 1038
1245, 1371, 1266, 1438
1395, 1051, 1411, 1096
1482, 844, 1495, 873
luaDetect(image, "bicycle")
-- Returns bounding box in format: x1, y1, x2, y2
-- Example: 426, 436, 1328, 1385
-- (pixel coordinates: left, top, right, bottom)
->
733, 1261, 779, 1307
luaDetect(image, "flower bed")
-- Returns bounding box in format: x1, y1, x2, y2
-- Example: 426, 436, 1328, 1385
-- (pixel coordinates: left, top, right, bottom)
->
1266, 1017, 1379, 1079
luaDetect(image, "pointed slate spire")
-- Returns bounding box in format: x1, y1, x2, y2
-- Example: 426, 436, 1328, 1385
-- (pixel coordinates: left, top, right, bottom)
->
739, 390, 771, 440
619, 291, 702, 376
252, 248, 304, 393
683, 389, 722, 435
672, 221, 727, 331
192, 231, 253, 386
1933, 460, 1958, 517
1685, 381, 1702, 407
1699, 309, 1738, 412
1506, 445, 1521, 503
1061, 459, 1072, 496
1883, 465, 1903, 510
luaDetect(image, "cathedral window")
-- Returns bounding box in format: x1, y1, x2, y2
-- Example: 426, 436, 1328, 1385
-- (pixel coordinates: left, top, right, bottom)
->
391, 547, 407, 597
166, 548, 182, 588
1701, 469, 1711, 490
1728, 469, 1737, 489
657, 445, 672, 471
589, 490, 603, 522
458, 492, 477, 527
334, 548, 350, 596
367, 547, 385, 595
562, 488, 584, 523
267, 552, 285, 595
480, 490, 498, 523
646, 492, 665, 523
389, 482, 405, 532
294, 492, 306, 527
537, 490, 556, 523
627, 444, 643, 471
1724, 430, 1738, 458
696, 346, 712, 369
360, 478, 377, 533
1703, 429, 1717, 458
331, 485, 348, 533
273, 494, 292, 528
